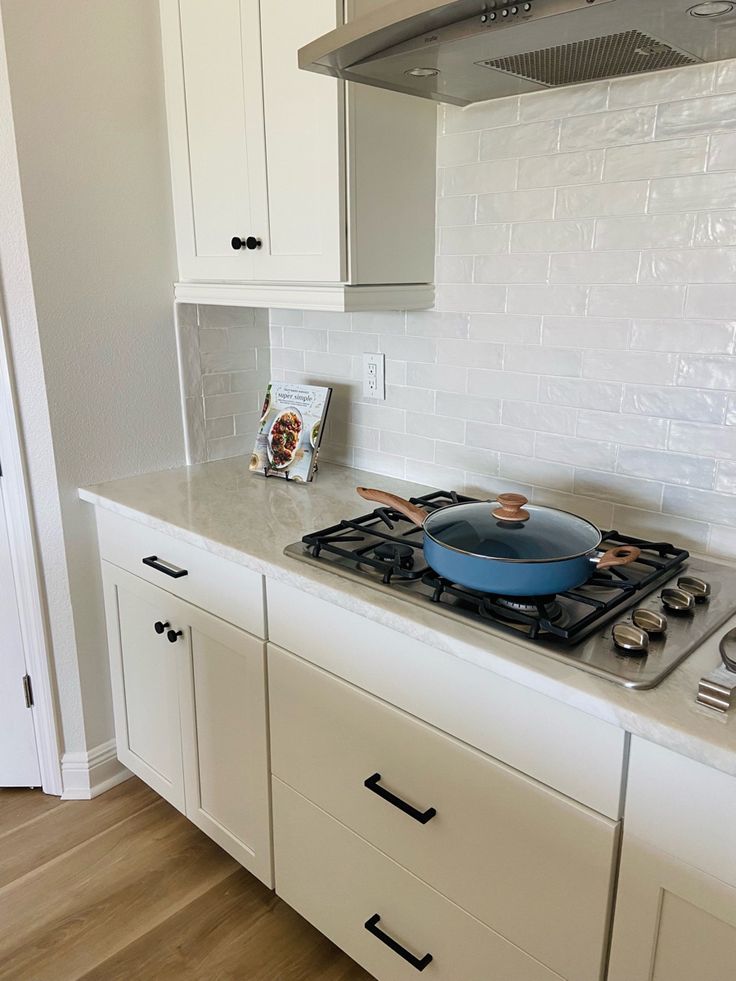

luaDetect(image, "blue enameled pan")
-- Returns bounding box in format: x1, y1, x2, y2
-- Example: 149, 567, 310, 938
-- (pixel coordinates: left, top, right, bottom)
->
357, 488, 640, 597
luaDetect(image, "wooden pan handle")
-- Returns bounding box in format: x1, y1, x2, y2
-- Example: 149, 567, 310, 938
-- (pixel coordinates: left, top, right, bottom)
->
597, 545, 641, 570
356, 487, 427, 528
492, 493, 530, 523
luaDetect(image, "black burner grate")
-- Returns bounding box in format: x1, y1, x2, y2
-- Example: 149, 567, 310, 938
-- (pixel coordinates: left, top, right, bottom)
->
301, 490, 690, 646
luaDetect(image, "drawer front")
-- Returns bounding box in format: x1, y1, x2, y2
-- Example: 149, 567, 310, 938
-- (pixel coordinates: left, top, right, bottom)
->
96, 508, 265, 637
267, 579, 626, 818
273, 779, 563, 981
626, 737, 736, 888
270, 646, 618, 981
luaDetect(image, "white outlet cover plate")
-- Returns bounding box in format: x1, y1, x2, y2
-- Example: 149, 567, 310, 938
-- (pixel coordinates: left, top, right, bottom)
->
362, 352, 385, 400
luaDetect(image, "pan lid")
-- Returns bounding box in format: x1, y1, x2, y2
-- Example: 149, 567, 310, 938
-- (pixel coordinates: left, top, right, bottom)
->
424, 494, 602, 563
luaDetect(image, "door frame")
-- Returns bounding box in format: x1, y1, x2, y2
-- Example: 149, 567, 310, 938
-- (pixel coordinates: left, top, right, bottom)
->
0, 304, 63, 795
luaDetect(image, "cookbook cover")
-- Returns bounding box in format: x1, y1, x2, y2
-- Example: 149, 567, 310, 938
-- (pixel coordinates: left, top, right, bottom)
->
249, 382, 332, 482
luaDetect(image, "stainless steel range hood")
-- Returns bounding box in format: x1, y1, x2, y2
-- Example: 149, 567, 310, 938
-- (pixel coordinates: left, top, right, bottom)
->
299, 0, 736, 106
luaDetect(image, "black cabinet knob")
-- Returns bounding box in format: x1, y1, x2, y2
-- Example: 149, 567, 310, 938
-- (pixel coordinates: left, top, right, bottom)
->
167, 628, 183, 644
231, 236, 262, 251
154, 621, 170, 635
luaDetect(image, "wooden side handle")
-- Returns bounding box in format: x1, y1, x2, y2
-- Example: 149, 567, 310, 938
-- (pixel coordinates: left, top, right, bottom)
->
492, 493, 530, 523
597, 545, 641, 570
356, 487, 427, 527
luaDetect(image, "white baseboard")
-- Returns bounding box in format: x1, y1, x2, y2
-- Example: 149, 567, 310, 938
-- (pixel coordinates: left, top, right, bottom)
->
61, 738, 131, 800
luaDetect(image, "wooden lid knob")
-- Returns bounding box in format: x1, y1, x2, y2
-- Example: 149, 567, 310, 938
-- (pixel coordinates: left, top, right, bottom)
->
492, 493, 530, 523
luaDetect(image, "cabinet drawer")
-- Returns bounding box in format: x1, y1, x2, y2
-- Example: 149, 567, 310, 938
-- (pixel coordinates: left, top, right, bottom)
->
96, 508, 265, 637
267, 579, 625, 818
270, 646, 618, 981
626, 737, 736, 888
273, 779, 563, 981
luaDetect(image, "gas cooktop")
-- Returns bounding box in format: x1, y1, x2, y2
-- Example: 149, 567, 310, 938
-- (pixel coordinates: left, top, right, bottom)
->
285, 489, 736, 689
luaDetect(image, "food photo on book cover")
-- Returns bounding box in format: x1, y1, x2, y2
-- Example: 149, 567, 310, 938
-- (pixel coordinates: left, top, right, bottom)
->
250, 382, 332, 482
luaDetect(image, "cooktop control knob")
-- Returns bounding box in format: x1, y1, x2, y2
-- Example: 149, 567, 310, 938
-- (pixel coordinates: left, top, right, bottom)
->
661, 587, 695, 613
632, 608, 668, 636
613, 622, 650, 655
678, 576, 711, 602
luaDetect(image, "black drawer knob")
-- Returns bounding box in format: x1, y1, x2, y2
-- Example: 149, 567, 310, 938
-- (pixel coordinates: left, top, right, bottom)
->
231, 236, 262, 251
154, 621, 170, 635
167, 629, 183, 644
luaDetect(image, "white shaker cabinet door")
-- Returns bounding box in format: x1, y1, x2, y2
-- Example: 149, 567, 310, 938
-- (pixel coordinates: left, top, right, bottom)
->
253, 0, 345, 283
178, 606, 272, 887
608, 836, 736, 981
102, 565, 186, 812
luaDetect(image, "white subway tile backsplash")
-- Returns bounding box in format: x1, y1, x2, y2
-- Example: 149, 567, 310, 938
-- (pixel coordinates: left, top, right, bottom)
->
662, 485, 736, 527
507, 285, 588, 316
588, 285, 685, 319
583, 349, 678, 385
500, 454, 574, 493
480, 120, 560, 160
511, 219, 594, 253
519, 83, 609, 122
604, 137, 707, 181
542, 317, 629, 350
555, 181, 648, 218
617, 448, 716, 490
469, 313, 541, 344
649, 173, 736, 213
437, 338, 504, 368
630, 319, 735, 354
669, 421, 736, 460
505, 344, 582, 377
436, 391, 501, 425
549, 251, 639, 284
694, 211, 736, 246
477, 188, 555, 223
677, 354, 736, 390
440, 224, 509, 255
436, 285, 507, 313
441, 161, 517, 196
536, 433, 617, 471
595, 214, 695, 251
609, 64, 715, 109
518, 149, 604, 189
641, 248, 736, 284
622, 384, 727, 424
187, 62, 736, 560
475, 253, 549, 283
539, 377, 622, 412
577, 409, 668, 449
656, 93, 736, 139
560, 106, 655, 151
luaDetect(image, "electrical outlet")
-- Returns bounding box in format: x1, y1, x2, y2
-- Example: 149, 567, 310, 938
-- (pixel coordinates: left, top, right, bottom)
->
362, 352, 385, 400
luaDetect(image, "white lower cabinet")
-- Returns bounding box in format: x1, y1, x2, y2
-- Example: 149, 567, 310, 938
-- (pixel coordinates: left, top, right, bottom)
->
608, 737, 736, 981
102, 562, 272, 886
269, 645, 619, 981
273, 779, 563, 981
608, 837, 736, 981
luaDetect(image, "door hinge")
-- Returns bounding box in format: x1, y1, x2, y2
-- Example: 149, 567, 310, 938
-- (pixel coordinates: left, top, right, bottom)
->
22, 674, 33, 708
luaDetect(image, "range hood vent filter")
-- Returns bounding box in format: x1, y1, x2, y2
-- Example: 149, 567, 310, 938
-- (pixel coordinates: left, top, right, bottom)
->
478, 30, 698, 87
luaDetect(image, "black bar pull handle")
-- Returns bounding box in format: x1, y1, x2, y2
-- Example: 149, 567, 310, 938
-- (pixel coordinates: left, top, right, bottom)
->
142, 556, 189, 579
364, 914, 433, 972
364, 773, 436, 825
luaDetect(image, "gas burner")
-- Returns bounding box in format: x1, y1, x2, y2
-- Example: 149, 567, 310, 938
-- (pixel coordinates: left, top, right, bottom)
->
373, 541, 415, 570
494, 595, 565, 623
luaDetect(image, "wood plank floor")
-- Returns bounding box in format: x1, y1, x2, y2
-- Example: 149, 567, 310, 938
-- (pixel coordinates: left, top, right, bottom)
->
0, 778, 370, 980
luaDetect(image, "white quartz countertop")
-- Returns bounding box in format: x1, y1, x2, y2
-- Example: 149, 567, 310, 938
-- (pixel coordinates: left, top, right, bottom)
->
80, 458, 736, 778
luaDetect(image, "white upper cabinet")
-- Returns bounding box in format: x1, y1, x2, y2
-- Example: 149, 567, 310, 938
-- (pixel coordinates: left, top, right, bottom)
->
159, 0, 437, 311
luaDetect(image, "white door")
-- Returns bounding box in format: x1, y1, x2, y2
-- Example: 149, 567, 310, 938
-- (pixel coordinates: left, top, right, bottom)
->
0, 479, 40, 787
